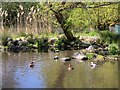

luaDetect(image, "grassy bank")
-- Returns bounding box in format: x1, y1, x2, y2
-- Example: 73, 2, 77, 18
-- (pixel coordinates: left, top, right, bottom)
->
0, 30, 120, 56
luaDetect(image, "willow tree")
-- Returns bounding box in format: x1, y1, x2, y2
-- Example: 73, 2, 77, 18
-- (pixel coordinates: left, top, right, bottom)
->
1, 2, 119, 41
43, 2, 119, 41
0, 2, 3, 30
48, 2, 85, 41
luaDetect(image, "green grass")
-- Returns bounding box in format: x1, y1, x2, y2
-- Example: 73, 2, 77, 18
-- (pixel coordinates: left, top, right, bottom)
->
1, 32, 11, 46
108, 43, 120, 55
86, 53, 95, 59
75, 31, 99, 37
38, 33, 59, 39
99, 31, 120, 45
1, 29, 120, 55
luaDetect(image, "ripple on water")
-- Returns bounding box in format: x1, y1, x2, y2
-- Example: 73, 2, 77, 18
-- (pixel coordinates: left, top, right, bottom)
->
2, 51, 118, 88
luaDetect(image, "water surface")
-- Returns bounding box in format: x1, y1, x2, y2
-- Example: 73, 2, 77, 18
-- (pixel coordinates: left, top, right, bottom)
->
1, 51, 118, 88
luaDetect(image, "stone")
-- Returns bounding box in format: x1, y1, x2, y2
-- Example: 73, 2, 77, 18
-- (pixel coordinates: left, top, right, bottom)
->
60, 57, 71, 62
86, 45, 94, 52
72, 52, 88, 60
54, 56, 59, 59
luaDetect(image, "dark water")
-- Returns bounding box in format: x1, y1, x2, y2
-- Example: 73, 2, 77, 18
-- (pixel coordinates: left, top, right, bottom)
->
1, 50, 118, 88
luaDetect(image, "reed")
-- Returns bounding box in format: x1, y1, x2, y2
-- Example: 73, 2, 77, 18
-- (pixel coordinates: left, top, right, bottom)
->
1, 30, 11, 46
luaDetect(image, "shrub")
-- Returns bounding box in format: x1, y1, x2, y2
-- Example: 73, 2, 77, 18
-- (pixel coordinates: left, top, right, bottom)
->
100, 31, 120, 44
27, 36, 36, 44
1, 32, 11, 46
36, 37, 49, 48
108, 43, 120, 55
86, 53, 96, 59
56, 36, 67, 46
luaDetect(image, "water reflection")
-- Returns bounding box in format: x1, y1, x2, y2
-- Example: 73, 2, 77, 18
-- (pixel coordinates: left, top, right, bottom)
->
1, 51, 118, 88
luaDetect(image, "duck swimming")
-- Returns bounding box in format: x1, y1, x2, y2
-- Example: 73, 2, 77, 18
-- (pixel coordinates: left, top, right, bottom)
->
29, 62, 34, 67
67, 64, 73, 70
91, 62, 96, 69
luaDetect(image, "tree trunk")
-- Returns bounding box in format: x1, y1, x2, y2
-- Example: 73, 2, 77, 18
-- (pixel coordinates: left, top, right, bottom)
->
0, 3, 3, 30
54, 12, 75, 41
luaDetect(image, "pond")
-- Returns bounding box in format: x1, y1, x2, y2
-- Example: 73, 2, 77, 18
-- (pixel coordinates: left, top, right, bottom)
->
1, 50, 118, 88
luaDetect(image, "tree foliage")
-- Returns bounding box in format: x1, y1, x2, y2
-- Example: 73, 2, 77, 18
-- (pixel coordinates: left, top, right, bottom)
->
0, 2, 119, 40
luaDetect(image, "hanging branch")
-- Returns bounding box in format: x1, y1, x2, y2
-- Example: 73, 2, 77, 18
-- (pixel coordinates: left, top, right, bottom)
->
50, 2, 120, 13
88, 2, 120, 8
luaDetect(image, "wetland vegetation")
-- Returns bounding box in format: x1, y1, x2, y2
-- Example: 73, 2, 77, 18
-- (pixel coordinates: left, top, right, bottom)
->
0, 1, 120, 88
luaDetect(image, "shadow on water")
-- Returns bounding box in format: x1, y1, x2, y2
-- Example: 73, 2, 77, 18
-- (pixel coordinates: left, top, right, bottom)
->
1, 50, 118, 88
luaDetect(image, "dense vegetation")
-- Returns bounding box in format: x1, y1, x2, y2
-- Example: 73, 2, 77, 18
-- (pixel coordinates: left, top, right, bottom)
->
0, 2, 119, 33
0, 2, 120, 56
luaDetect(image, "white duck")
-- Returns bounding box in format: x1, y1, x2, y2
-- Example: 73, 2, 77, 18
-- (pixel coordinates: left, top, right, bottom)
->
91, 62, 96, 69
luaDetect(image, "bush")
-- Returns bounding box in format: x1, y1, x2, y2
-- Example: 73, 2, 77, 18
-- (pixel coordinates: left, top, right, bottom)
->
27, 36, 36, 44
56, 36, 67, 46
1, 32, 11, 46
100, 31, 120, 44
36, 37, 49, 52
108, 43, 120, 55
36, 37, 49, 48
86, 53, 96, 59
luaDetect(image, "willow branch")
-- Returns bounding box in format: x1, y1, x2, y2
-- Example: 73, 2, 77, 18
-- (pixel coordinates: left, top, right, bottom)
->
58, 2, 119, 12
87, 2, 120, 8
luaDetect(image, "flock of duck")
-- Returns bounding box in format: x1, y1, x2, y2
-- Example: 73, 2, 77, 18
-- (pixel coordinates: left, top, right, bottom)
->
29, 50, 97, 70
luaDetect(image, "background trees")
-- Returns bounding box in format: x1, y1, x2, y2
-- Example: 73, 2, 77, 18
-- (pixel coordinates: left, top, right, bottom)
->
0, 2, 119, 41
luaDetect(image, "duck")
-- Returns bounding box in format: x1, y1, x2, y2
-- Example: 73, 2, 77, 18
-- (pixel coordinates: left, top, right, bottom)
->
91, 62, 96, 69
54, 56, 59, 60
29, 62, 34, 67
67, 64, 73, 70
